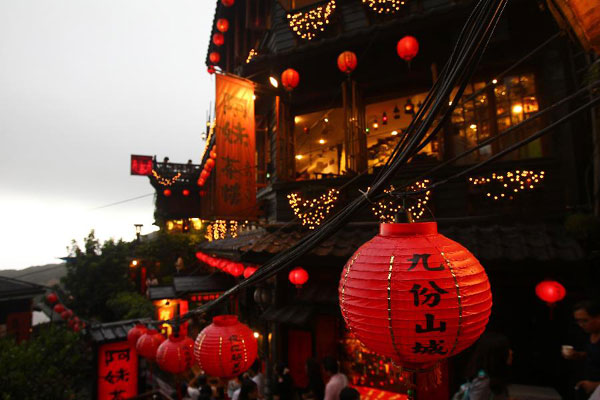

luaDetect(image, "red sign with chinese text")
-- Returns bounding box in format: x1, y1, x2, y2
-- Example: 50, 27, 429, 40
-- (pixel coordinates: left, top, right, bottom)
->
97, 341, 138, 400
130, 155, 153, 176
214, 74, 257, 219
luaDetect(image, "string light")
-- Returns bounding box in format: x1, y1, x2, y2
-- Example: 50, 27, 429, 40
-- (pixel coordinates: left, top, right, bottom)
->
287, 189, 339, 229
246, 48, 258, 63
372, 180, 431, 222
469, 170, 545, 200
152, 170, 182, 186
287, 0, 336, 40
362, 0, 406, 14
229, 220, 239, 238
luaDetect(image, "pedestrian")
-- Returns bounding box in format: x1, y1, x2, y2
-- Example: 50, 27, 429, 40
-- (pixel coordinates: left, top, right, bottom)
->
322, 356, 348, 400
563, 300, 600, 397
272, 363, 294, 400
339, 387, 360, 400
302, 358, 324, 400
238, 378, 258, 400
249, 359, 265, 399
227, 375, 243, 400
452, 331, 512, 400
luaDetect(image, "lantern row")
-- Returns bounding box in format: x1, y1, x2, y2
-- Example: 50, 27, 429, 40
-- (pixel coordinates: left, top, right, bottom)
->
45, 292, 85, 333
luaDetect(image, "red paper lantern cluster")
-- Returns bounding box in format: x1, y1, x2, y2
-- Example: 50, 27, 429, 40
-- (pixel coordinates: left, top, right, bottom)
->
337, 51, 358, 74
49, 295, 84, 332
136, 329, 165, 361
289, 267, 309, 287
127, 324, 148, 348
535, 280, 566, 304
194, 315, 257, 378
198, 146, 216, 187
216, 18, 229, 33
209, 52, 221, 64
281, 68, 300, 91
339, 222, 492, 370
157, 335, 195, 374
195, 251, 256, 278
397, 35, 419, 62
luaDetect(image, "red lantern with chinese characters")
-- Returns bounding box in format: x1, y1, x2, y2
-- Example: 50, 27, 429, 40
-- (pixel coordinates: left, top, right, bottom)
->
163, 189, 172, 197
244, 266, 258, 279
156, 335, 195, 374
53, 304, 65, 314
46, 293, 58, 304
136, 329, 165, 361
337, 51, 358, 74
535, 280, 566, 304
216, 18, 229, 32
207, 65, 216, 75
221, 0, 234, 6
339, 222, 492, 370
209, 52, 221, 64
281, 68, 300, 92
194, 315, 258, 378
397, 36, 419, 62
289, 267, 309, 288
127, 324, 148, 348
213, 33, 225, 46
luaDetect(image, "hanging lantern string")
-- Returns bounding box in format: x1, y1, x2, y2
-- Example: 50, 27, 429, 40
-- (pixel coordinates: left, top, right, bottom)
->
148, 0, 512, 327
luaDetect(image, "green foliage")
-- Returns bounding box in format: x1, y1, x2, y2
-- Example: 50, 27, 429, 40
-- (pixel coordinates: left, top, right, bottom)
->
106, 291, 155, 320
0, 325, 93, 400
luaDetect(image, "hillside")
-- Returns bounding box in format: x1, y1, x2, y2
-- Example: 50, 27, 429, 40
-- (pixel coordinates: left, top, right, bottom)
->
0, 263, 66, 287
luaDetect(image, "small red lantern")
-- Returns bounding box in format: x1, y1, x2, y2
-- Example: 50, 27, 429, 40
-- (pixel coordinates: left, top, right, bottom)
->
197, 178, 206, 187
243, 266, 258, 279
163, 189, 172, 197
46, 293, 58, 304
182, 189, 190, 196
199, 190, 206, 197
201, 170, 210, 180
209, 150, 217, 160
156, 335, 195, 374
61, 310, 71, 320
209, 52, 221, 64
535, 280, 566, 304
337, 51, 358, 74
136, 329, 165, 361
213, 33, 225, 47
194, 315, 258, 378
397, 36, 419, 62
205, 160, 215, 171
127, 324, 148, 348
339, 222, 491, 370
53, 304, 65, 314
289, 267, 309, 287
73, 324, 81, 332
221, 0, 235, 6
281, 68, 300, 92
216, 18, 229, 33
228, 262, 245, 277
207, 65, 216, 75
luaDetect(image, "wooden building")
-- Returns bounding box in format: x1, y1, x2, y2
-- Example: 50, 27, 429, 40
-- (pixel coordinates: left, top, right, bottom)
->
0, 276, 45, 342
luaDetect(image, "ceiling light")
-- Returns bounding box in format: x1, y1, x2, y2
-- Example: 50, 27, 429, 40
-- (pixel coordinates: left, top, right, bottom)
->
269, 76, 278, 88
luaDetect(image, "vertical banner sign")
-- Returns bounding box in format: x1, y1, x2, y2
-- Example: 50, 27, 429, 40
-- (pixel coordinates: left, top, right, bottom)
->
97, 341, 138, 400
130, 155, 153, 176
215, 74, 257, 219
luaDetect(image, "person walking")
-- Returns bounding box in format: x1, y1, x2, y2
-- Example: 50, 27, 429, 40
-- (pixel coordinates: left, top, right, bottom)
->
322, 357, 348, 400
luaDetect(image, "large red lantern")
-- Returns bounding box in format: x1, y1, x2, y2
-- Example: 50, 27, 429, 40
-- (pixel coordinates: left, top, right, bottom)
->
281, 68, 300, 92
127, 324, 148, 348
209, 52, 221, 64
53, 304, 65, 314
243, 266, 258, 279
216, 18, 230, 33
136, 329, 165, 361
289, 267, 309, 287
46, 293, 58, 304
397, 36, 419, 62
194, 315, 258, 378
339, 222, 492, 370
337, 51, 358, 74
213, 33, 225, 47
535, 280, 566, 304
221, 0, 235, 6
156, 335, 195, 374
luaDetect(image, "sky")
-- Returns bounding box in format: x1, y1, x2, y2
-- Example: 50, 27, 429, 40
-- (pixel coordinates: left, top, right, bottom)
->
0, 1, 215, 269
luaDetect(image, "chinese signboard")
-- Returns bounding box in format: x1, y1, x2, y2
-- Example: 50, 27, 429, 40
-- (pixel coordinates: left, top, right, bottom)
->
97, 341, 138, 400
130, 155, 153, 176
214, 74, 257, 219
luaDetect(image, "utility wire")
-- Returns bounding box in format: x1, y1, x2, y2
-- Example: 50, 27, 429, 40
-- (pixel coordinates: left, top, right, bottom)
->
88, 193, 154, 211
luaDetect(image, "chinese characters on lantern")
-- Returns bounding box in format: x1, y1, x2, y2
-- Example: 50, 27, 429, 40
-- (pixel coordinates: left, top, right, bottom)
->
97, 342, 138, 400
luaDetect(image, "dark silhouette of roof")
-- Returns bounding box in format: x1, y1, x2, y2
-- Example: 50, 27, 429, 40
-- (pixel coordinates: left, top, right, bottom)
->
88, 318, 152, 343
0, 276, 45, 301
148, 273, 237, 301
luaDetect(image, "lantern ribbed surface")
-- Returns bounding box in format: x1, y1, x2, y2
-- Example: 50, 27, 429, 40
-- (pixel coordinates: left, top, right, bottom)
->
136, 329, 165, 361
127, 324, 148, 348
156, 335, 195, 374
194, 315, 257, 378
339, 222, 492, 368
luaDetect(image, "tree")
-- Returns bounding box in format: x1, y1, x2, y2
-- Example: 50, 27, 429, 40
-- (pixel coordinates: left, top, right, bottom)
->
0, 325, 93, 400
106, 291, 154, 320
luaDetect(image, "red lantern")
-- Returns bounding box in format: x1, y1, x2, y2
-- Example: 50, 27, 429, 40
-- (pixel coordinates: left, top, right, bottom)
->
53, 304, 65, 314
337, 51, 358, 74
156, 335, 195, 374
207, 65, 216, 75
197, 178, 206, 187
46, 293, 58, 304
127, 324, 148, 348
339, 222, 492, 369
73, 324, 81, 332
281, 68, 300, 92
182, 189, 190, 196
136, 329, 165, 361
213, 33, 225, 47
194, 315, 258, 378
289, 267, 309, 287
216, 18, 229, 33
221, 0, 234, 6
397, 36, 419, 62
201, 170, 210, 180
228, 262, 245, 277
209, 150, 217, 160
535, 280, 566, 304
243, 266, 258, 279
61, 310, 71, 320
199, 190, 206, 197
163, 189, 172, 197
209, 52, 221, 64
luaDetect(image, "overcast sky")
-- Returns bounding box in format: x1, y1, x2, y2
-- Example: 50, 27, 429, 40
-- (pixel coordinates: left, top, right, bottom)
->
0, 1, 214, 269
